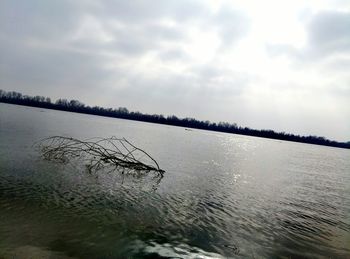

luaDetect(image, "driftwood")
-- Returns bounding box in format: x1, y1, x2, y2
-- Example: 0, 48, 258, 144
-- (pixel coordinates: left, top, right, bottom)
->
36, 136, 164, 176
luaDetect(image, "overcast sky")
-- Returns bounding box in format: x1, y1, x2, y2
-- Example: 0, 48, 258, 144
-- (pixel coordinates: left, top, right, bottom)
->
1, 0, 349, 141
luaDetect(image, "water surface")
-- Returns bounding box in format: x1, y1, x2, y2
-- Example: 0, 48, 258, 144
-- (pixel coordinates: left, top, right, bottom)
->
0, 103, 349, 258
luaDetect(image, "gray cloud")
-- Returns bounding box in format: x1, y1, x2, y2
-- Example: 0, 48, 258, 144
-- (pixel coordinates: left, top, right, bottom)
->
109, 23, 186, 56
212, 6, 251, 47
1, 0, 349, 141
96, 0, 208, 24
266, 10, 350, 61
307, 10, 350, 56
158, 48, 190, 62
0, 38, 115, 100
0, 0, 203, 94
0, 0, 83, 41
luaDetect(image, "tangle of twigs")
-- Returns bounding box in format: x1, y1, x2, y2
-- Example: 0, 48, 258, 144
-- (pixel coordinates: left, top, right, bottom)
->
36, 136, 165, 176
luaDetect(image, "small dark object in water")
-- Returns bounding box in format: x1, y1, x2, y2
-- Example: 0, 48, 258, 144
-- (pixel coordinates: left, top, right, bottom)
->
36, 136, 165, 175
224, 244, 240, 255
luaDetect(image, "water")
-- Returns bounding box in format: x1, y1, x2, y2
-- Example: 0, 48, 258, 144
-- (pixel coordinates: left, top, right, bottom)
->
0, 103, 349, 258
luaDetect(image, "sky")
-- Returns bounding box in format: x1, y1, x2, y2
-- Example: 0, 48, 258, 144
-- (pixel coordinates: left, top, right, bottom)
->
1, 0, 349, 141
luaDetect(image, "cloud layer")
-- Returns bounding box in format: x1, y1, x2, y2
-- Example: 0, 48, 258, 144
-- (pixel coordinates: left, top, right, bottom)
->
1, 0, 349, 141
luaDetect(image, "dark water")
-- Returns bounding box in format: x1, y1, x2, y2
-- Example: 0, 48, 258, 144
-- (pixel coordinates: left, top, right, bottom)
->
0, 103, 349, 258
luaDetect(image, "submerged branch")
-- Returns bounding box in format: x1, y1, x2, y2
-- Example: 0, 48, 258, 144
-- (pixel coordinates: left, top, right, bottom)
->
36, 136, 165, 176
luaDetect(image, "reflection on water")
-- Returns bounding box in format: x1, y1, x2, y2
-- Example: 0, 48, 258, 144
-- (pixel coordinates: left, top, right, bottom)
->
0, 103, 350, 258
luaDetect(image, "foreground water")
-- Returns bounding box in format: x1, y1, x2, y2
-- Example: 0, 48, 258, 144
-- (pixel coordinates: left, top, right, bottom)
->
0, 103, 349, 258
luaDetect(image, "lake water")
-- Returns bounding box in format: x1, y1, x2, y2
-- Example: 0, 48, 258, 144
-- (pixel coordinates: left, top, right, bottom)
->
0, 103, 349, 258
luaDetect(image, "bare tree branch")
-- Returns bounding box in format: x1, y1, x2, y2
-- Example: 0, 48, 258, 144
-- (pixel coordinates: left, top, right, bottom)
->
35, 136, 165, 176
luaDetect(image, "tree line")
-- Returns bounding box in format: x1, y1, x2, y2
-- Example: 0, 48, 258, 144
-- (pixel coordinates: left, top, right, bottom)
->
1, 89, 349, 149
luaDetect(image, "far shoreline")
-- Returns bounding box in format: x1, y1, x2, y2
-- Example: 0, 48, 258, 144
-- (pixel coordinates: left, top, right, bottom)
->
1, 99, 349, 150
